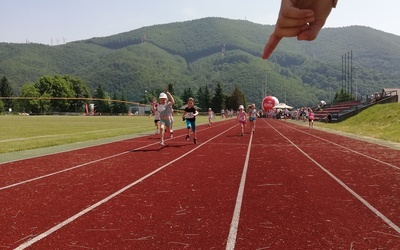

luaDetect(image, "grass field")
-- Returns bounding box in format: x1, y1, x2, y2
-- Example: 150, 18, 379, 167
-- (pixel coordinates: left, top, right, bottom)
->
0, 115, 210, 154
0, 103, 399, 154
317, 103, 400, 143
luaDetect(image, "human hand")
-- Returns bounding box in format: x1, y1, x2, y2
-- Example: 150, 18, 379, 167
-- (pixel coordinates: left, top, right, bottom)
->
262, 0, 333, 59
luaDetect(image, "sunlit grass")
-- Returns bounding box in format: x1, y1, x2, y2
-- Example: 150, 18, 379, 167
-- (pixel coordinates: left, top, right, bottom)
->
1, 103, 399, 154
0, 115, 209, 153
317, 103, 400, 143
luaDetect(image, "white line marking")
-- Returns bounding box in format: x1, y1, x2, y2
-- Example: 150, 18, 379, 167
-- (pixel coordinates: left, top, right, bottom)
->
15, 124, 236, 249
226, 132, 253, 250
0, 123, 226, 190
265, 120, 400, 235
281, 121, 400, 171
1, 144, 148, 191
0, 128, 130, 143
1, 121, 224, 165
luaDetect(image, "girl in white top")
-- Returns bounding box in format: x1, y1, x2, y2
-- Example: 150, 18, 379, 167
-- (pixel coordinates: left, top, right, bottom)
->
157, 92, 174, 145
207, 108, 214, 126
248, 103, 258, 133
237, 105, 247, 136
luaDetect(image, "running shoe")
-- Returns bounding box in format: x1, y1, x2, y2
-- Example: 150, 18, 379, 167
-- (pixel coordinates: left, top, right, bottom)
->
193, 138, 197, 144
185, 135, 190, 141
160, 141, 164, 146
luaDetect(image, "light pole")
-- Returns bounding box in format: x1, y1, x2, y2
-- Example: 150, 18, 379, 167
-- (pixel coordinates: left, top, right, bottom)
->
353, 66, 358, 100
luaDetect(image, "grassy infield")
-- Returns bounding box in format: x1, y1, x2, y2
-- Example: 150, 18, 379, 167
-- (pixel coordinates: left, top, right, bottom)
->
0, 103, 399, 154
0, 114, 209, 154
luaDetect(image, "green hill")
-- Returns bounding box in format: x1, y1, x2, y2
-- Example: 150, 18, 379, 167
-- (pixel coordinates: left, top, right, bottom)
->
1, 17, 400, 108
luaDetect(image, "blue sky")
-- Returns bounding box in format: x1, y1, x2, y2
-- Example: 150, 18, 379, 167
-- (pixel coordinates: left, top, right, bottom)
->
1, 0, 399, 45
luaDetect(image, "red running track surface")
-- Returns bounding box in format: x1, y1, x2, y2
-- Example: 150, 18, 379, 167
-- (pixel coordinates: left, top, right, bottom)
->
0, 119, 399, 249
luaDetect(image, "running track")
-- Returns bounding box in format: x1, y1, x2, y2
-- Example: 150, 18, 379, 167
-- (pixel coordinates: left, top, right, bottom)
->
1, 119, 399, 249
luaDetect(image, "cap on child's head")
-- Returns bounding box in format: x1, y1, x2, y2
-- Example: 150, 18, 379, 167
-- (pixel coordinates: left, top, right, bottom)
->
239, 105, 244, 110
159, 93, 167, 99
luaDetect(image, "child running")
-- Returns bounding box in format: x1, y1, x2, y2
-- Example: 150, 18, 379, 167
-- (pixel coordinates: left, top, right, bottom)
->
248, 103, 258, 133
169, 108, 174, 138
182, 97, 199, 144
237, 105, 247, 136
207, 108, 214, 126
157, 92, 174, 145
308, 108, 315, 129
148, 97, 160, 134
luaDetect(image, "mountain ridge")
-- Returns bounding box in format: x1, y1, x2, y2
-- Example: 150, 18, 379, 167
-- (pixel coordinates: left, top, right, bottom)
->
1, 17, 399, 108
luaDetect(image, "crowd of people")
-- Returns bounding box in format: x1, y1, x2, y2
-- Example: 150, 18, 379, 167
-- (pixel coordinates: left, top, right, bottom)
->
149, 93, 201, 146
149, 94, 265, 145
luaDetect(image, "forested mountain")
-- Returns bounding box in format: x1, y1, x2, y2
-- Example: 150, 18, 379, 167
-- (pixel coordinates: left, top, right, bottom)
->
1, 17, 399, 108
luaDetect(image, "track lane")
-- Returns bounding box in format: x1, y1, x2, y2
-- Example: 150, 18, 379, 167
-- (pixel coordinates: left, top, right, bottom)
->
273, 120, 400, 229
2, 118, 399, 249
0, 120, 236, 189
13, 120, 249, 249
2, 120, 245, 249
235, 119, 399, 249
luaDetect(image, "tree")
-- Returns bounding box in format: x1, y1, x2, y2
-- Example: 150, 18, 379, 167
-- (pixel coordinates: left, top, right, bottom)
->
140, 90, 155, 105
111, 93, 119, 114
0, 99, 4, 112
203, 85, 212, 111
196, 87, 204, 110
0, 76, 14, 110
20, 83, 42, 113
172, 95, 183, 111
65, 75, 91, 112
19, 75, 91, 113
211, 82, 224, 113
167, 82, 174, 94
334, 88, 355, 103
93, 85, 111, 114
118, 93, 128, 114
227, 86, 246, 110
181, 87, 195, 103
111, 93, 128, 114
34, 76, 75, 112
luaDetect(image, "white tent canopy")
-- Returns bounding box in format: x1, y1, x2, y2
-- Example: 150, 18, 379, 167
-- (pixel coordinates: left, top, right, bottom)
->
273, 103, 293, 110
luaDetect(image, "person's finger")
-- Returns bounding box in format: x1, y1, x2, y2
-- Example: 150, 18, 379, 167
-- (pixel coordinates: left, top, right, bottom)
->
276, 15, 315, 30
297, 19, 326, 41
280, 6, 314, 20
262, 34, 282, 59
263, 23, 309, 59
273, 23, 311, 38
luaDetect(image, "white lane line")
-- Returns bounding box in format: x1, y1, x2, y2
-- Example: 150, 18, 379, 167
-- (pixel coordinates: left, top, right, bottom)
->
226, 131, 254, 250
0, 143, 151, 191
266, 121, 400, 235
280, 121, 400, 171
0, 123, 226, 190
0, 128, 130, 143
15, 124, 236, 249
